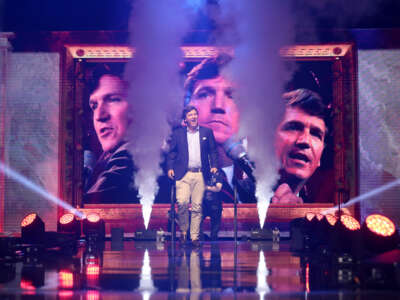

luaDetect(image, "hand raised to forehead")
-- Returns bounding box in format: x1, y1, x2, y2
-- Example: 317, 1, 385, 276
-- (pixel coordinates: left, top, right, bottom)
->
271, 183, 303, 204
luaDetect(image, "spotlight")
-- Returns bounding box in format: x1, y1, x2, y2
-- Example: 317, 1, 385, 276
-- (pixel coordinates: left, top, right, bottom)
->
325, 214, 338, 226
329, 214, 361, 255
361, 214, 399, 254
305, 212, 315, 222
340, 214, 361, 231
290, 213, 316, 251
58, 213, 81, 239
59, 270, 74, 289
82, 213, 105, 241
21, 213, 45, 244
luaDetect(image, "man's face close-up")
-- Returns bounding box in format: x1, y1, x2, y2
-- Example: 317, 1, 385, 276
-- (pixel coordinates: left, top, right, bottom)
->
189, 75, 239, 144
89, 74, 131, 152
275, 106, 326, 180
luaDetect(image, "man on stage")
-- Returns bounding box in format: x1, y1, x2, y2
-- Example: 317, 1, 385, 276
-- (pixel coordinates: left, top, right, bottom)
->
167, 105, 218, 246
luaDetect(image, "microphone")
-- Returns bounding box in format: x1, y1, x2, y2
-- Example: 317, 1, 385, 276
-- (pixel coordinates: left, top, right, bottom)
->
223, 137, 256, 182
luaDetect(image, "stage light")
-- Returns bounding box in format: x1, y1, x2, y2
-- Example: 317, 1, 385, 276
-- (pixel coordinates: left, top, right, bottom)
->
361, 214, 399, 254
365, 214, 396, 237
86, 290, 100, 300
21, 213, 45, 244
86, 264, 100, 278
340, 215, 361, 231
325, 214, 337, 226
305, 212, 315, 222
87, 213, 100, 223
290, 215, 315, 251
82, 213, 105, 241
329, 214, 361, 254
58, 213, 81, 239
59, 270, 74, 289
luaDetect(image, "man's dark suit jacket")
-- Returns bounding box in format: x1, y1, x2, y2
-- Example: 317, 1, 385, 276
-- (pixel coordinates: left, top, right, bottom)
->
167, 126, 218, 182
84, 142, 140, 204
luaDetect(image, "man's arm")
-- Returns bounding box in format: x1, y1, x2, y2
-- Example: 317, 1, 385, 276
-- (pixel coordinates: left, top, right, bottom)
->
166, 130, 178, 179
85, 150, 139, 203
207, 129, 218, 172
206, 182, 222, 192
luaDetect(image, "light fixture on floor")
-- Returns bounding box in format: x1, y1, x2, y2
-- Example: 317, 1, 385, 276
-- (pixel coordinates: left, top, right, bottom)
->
58, 213, 81, 239
361, 214, 399, 254
21, 213, 45, 244
82, 213, 105, 241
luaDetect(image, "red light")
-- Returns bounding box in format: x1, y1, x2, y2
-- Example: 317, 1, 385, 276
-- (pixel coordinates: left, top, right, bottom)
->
86, 265, 100, 276
305, 263, 310, 293
325, 214, 337, 226
86, 290, 100, 300
20, 279, 35, 290
340, 215, 360, 231
316, 213, 324, 221
59, 290, 74, 298
365, 214, 396, 237
60, 213, 75, 225
21, 213, 37, 227
87, 213, 100, 223
59, 270, 74, 288
305, 212, 315, 221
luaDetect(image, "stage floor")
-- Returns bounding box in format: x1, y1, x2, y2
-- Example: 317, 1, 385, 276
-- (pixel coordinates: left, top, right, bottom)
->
0, 239, 399, 299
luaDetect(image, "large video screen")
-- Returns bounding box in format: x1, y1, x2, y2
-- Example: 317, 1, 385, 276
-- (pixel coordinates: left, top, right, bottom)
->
60, 45, 357, 220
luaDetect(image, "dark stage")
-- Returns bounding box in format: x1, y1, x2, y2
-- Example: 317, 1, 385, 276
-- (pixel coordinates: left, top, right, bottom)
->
1, 238, 400, 299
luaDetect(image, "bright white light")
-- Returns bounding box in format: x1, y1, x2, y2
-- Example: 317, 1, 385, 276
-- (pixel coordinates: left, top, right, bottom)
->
256, 250, 270, 299
256, 183, 273, 229
137, 169, 157, 229
0, 161, 84, 219
324, 178, 400, 214
138, 250, 156, 297
141, 202, 153, 230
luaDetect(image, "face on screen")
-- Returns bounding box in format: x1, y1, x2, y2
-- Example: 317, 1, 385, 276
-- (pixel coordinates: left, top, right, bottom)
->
275, 106, 326, 180
189, 75, 239, 144
89, 74, 131, 152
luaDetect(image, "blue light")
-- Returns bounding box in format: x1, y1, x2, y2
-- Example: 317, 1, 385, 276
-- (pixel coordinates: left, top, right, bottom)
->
0, 161, 84, 219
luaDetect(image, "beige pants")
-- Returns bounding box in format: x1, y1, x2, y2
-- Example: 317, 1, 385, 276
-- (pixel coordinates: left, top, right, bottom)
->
175, 171, 205, 241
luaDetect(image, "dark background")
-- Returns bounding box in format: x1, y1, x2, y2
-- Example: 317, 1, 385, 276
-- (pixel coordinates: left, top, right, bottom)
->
2, 0, 400, 32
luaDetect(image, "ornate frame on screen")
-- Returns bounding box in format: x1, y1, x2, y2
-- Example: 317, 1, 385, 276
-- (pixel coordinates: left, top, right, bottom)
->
60, 44, 358, 233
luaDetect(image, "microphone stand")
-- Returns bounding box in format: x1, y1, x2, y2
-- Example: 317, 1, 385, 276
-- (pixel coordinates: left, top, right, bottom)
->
169, 179, 176, 292
234, 184, 238, 244
170, 180, 176, 244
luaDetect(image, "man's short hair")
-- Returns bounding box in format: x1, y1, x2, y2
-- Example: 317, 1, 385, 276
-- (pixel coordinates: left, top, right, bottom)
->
283, 88, 331, 132
87, 63, 126, 95
183, 52, 233, 105
182, 105, 198, 120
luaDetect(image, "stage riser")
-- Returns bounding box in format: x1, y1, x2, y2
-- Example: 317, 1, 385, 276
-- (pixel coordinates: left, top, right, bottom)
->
79, 203, 343, 234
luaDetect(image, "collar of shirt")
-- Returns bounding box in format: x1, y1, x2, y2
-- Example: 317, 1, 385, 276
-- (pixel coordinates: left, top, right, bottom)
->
186, 126, 199, 133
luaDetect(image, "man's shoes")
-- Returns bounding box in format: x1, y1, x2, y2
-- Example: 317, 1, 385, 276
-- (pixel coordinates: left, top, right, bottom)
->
191, 239, 201, 248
